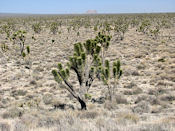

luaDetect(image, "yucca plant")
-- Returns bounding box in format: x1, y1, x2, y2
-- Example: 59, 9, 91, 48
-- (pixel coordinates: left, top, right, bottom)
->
32, 23, 42, 34
52, 32, 113, 110
101, 60, 122, 101
150, 26, 160, 40
50, 22, 58, 35
94, 25, 98, 32
1, 24, 13, 40
11, 30, 31, 58
137, 19, 151, 34
11, 30, 27, 55
114, 22, 129, 40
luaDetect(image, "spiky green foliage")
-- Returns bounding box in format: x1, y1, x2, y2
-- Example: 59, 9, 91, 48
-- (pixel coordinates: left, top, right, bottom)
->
27, 46, 30, 54
113, 60, 122, 79
22, 52, 26, 58
58, 63, 63, 70
100, 60, 123, 100
52, 70, 62, 84
105, 60, 110, 69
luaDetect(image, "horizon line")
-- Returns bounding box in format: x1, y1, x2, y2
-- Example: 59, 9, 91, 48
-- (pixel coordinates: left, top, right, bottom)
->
0, 11, 175, 15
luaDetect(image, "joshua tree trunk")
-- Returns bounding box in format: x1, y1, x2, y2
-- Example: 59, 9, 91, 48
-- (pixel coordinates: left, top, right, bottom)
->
20, 42, 24, 55
78, 96, 87, 110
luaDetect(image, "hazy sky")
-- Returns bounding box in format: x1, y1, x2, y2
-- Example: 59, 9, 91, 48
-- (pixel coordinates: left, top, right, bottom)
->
0, 0, 175, 14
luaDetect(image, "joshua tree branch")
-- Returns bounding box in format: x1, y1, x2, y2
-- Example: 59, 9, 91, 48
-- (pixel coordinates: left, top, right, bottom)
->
57, 71, 74, 92
71, 66, 82, 86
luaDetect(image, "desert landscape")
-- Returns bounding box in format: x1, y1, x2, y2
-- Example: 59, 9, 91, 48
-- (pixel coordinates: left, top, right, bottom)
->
0, 13, 175, 131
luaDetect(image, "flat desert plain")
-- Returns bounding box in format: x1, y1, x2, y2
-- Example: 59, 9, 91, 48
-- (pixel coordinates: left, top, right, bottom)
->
0, 14, 175, 131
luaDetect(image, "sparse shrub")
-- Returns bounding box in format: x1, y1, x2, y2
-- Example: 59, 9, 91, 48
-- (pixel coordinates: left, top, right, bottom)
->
0, 122, 10, 131
115, 95, 128, 104
118, 113, 139, 124
43, 93, 54, 105
104, 100, 118, 110
132, 87, 143, 95
160, 94, 175, 102
78, 111, 98, 119
11, 89, 27, 97
132, 101, 150, 113
2, 107, 24, 118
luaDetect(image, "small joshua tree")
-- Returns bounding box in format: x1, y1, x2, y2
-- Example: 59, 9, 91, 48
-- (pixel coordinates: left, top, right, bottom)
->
50, 22, 58, 35
32, 23, 42, 34
1, 23, 13, 40
137, 20, 151, 34
150, 26, 160, 40
100, 60, 122, 101
11, 30, 27, 56
114, 22, 129, 40
52, 32, 113, 110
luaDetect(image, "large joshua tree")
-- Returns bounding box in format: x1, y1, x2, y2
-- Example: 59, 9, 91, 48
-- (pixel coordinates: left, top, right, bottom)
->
52, 32, 114, 110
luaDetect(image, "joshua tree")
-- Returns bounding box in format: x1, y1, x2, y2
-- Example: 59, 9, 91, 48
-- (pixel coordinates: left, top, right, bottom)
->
52, 33, 112, 110
50, 22, 58, 35
32, 23, 42, 34
11, 30, 27, 55
1, 23, 14, 40
11, 30, 30, 58
114, 22, 129, 40
137, 19, 151, 34
94, 25, 98, 32
100, 60, 122, 101
150, 26, 160, 39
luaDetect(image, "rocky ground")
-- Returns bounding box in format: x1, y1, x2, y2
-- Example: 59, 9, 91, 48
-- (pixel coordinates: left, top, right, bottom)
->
0, 15, 175, 131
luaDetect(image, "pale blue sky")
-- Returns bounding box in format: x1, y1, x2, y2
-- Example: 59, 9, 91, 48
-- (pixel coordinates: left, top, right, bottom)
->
0, 0, 175, 14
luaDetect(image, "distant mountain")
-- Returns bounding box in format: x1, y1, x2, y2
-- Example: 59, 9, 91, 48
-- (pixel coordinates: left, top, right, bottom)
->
86, 10, 97, 14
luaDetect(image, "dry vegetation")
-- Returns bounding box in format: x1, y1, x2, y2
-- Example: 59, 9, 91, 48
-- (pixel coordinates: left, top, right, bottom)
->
0, 13, 175, 131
